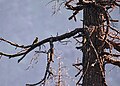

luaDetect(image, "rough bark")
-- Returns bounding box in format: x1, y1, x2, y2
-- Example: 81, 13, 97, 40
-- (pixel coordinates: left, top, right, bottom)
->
82, 3, 106, 86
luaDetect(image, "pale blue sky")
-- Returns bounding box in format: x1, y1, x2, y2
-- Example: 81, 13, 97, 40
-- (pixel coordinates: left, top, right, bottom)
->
0, 0, 120, 86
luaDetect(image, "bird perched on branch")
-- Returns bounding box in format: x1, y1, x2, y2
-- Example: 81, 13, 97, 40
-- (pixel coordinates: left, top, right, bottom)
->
32, 37, 38, 44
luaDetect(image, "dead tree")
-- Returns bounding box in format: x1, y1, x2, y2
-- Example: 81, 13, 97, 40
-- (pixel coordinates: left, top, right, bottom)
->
66, 0, 120, 86
0, 0, 120, 86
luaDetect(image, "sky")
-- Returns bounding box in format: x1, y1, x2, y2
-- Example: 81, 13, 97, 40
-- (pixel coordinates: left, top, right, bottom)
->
0, 0, 120, 86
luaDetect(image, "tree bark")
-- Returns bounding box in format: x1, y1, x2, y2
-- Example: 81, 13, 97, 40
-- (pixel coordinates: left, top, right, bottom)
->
82, 2, 106, 86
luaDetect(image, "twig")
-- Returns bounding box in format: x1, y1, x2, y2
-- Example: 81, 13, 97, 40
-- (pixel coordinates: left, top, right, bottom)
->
105, 56, 120, 67
101, 52, 120, 57
26, 60, 53, 86
0, 37, 25, 48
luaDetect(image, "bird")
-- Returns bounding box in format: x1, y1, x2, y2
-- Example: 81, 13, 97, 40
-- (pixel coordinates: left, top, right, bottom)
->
32, 37, 38, 44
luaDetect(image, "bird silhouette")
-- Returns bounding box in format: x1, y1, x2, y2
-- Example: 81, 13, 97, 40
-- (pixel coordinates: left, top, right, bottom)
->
32, 37, 38, 44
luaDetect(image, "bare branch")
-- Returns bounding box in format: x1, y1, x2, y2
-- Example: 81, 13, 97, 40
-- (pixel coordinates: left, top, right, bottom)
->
108, 40, 120, 52
0, 28, 84, 62
101, 52, 120, 57
109, 26, 120, 34
26, 60, 53, 86
108, 34, 120, 40
0, 50, 27, 58
0, 37, 25, 48
105, 56, 120, 67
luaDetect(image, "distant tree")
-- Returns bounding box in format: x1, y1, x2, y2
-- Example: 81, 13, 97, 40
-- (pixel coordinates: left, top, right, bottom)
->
0, 0, 120, 86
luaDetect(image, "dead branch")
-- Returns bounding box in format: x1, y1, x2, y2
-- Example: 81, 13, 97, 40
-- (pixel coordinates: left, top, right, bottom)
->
73, 63, 82, 70
26, 60, 53, 86
75, 69, 82, 77
0, 28, 84, 62
107, 40, 120, 52
76, 61, 90, 85
73, 63, 82, 66
109, 26, 120, 34
101, 52, 120, 57
0, 37, 25, 48
105, 56, 120, 67
108, 34, 120, 40
47, 38, 54, 62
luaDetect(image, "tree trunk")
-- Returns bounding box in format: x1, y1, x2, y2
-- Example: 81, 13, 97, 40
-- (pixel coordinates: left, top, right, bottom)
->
82, 2, 106, 86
